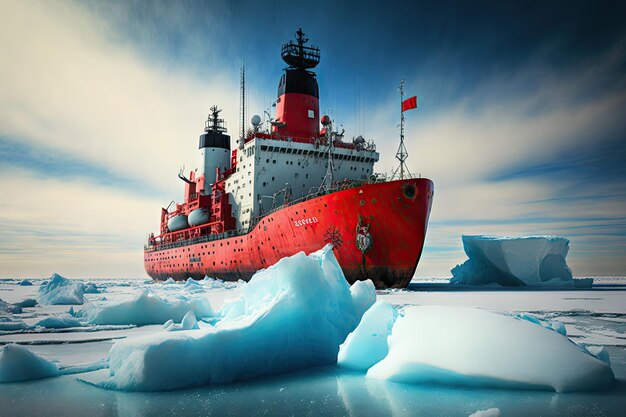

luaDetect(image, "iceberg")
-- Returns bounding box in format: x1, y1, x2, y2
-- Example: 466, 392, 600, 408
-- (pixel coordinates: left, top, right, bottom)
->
0, 344, 59, 383
36, 314, 83, 329
84, 283, 100, 294
38, 273, 86, 305
18, 279, 33, 286
451, 235, 578, 286
80, 289, 213, 326
98, 246, 374, 391
359, 306, 614, 392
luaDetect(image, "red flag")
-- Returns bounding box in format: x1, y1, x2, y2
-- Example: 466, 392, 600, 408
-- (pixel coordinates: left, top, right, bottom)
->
402, 96, 418, 112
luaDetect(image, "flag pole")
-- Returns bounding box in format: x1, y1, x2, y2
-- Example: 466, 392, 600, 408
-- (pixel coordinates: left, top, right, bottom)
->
392, 80, 412, 180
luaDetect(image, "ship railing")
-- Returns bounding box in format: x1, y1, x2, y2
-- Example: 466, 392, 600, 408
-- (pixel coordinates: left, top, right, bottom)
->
385, 172, 423, 180
146, 172, 422, 251
145, 228, 252, 252
248, 175, 386, 228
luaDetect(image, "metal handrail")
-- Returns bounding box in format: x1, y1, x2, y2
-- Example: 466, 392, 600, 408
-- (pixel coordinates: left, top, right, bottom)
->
145, 173, 424, 252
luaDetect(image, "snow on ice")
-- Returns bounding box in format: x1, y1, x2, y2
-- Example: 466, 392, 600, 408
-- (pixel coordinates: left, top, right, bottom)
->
38, 273, 86, 305
80, 289, 213, 326
340, 305, 614, 392
451, 235, 591, 287
0, 344, 59, 383
96, 246, 374, 391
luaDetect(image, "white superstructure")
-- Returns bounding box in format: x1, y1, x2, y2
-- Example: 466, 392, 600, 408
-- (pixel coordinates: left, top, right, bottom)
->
225, 135, 379, 229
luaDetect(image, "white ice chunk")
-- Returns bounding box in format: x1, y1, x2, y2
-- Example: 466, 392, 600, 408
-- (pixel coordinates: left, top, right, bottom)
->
515, 313, 567, 336
184, 278, 199, 286
350, 279, 376, 318
81, 289, 213, 326
577, 344, 611, 367
0, 344, 59, 383
84, 283, 100, 294
16, 299, 38, 308
164, 310, 199, 332
0, 316, 28, 331
38, 273, 85, 305
469, 408, 501, 417
100, 246, 374, 391
451, 235, 581, 286
366, 306, 614, 392
6, 304, 22, 314
183, 278, 205, 293
36, 314, 83, 329
338, 300, 398, 371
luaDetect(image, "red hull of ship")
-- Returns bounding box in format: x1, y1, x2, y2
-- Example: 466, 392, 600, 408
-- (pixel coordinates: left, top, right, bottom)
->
144, 178, 433, 288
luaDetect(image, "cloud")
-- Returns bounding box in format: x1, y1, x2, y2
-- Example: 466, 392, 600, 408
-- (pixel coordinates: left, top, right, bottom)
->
0, 167, 163, 277
0, 1, 261, 197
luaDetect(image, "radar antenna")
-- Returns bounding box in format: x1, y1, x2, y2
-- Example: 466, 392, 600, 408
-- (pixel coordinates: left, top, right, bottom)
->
205, 106, 226, 133
392, 80, 412, 180
281, 28, 320, 69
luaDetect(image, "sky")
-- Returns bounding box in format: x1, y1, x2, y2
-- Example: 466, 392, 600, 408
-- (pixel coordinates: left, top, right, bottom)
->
0, 0, 624, 278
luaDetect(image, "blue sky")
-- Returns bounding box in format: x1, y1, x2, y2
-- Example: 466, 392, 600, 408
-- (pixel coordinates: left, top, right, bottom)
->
0, 0, 624, 278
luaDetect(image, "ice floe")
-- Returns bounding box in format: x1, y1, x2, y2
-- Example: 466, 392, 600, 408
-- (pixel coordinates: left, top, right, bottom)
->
0, 316, 28, 331
347, 305, 615, 392
96, 246, 374, 391
451, 235, 588, 287
16, 298, 38, 308
36, 314, 83, 329
80, 289, 213, 326
0, 344, 59, 382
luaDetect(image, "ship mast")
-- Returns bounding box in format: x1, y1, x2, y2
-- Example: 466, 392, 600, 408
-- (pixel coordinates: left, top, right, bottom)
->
320, 116, 335, 192
392, 80, 412, 180
239, 64, 246, 150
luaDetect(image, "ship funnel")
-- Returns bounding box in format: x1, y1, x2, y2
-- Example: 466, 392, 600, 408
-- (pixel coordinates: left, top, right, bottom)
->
198, 106, 230, 193
274, 29, 321, 139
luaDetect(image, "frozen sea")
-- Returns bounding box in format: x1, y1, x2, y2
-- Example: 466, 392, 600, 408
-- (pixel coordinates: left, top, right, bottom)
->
1, 276, 625, 417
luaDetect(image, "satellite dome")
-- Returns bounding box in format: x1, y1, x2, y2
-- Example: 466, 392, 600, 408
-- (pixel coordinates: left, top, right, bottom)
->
251, 115, 261, 126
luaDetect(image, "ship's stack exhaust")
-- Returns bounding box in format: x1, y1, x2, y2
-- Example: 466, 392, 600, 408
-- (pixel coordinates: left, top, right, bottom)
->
274, 28, 321, 139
